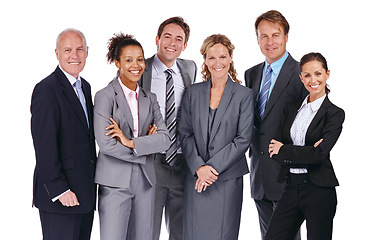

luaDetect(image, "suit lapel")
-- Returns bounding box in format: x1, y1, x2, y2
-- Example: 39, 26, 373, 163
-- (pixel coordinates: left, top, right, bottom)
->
112, 79, 134, 136
177, 59, 192, 88
56, 67, 89, 134
138, 88, 150, 136
305, 96, 329, 143
251, 63, 264, 121
199, 80, 211, 146
263, 60, 294, 119
140, 57, 153, 91
209, 78, 234, 143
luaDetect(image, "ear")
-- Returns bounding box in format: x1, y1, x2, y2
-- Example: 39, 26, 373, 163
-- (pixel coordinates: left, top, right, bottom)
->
55, 49, 59, 60
182, 42, 187, 51
326, 70, 330, 79
285, 33, 289, 43
155, 36, 160, 46
115, 59, 120, 69
299, 74, 304, 84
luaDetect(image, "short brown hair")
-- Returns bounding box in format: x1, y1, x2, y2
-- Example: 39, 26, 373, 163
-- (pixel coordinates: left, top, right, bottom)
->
157, 16, 190, 44
255, 10, 290, 35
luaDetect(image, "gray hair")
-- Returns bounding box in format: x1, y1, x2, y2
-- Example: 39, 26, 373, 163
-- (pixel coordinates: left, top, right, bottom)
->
56, 28, 87, 50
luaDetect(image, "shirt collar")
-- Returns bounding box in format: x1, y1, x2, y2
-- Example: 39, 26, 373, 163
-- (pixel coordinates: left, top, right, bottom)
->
59, 65, 81, 86
118, 77, 139, 99
264, 51, 289, 75
152, 54, 179, 75
298, 94, 326, 112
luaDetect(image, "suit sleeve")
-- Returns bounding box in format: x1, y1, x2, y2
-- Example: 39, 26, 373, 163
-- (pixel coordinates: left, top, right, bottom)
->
31, 83, 69, 199
94, 89, 145, 164
273, 107, 345, 166
206, 89, 254, 173
132, 93, 171, 156
178, 87, 206, 175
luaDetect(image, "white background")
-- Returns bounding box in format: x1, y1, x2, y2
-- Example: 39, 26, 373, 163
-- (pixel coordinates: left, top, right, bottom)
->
1, 0, 376, 239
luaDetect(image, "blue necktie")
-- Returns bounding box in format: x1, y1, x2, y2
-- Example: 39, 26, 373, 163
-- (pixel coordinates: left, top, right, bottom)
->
257, 65, 272, 119
74, 80, 89, 127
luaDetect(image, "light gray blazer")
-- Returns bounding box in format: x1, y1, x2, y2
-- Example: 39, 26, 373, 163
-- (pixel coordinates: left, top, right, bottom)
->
94, 78, 170, 188
179, 78, 254, 181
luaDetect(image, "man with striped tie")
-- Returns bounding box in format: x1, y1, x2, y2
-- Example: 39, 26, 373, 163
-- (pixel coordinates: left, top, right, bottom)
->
244, 10, 308, 240
139, 17, 197, 240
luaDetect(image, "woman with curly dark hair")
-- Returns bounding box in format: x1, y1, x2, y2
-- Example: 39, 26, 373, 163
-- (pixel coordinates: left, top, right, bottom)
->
93, 33, 170, 239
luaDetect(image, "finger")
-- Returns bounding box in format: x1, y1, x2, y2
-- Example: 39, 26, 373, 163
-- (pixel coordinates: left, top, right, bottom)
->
105, 124, 115, 131
209, 166, 219, 176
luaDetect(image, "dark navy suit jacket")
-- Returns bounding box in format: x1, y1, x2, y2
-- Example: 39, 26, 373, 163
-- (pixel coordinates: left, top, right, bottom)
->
31, 66, 96, 214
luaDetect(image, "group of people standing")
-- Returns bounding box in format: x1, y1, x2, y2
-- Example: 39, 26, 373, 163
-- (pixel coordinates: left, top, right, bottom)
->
30, 10, 344, 240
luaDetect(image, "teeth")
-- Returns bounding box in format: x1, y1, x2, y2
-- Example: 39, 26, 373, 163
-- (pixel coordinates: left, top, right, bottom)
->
310, 84, 319, 89
166, 48, 175, 52
130, 70, 140, 75
214, 67, 224, 71
69, 62, 80, 65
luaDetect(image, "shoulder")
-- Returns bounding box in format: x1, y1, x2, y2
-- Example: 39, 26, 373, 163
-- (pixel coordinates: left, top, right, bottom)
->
177, 58, 197, 69
245, 62, 264, 75
95, 79, 116, 98
323, 97, 345, 121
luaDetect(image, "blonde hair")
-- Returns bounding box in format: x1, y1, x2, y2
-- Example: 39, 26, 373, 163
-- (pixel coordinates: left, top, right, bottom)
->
200, 34, 240, 84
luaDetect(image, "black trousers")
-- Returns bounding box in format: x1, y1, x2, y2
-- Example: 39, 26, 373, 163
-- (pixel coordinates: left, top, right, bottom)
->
265, 174, 337, 240
39, 209, 94, 240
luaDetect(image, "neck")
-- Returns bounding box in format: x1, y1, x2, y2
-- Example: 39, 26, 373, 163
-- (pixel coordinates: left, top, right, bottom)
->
211, 76, 228, 89
120, 77, 137, 91
157, 54, 175, 68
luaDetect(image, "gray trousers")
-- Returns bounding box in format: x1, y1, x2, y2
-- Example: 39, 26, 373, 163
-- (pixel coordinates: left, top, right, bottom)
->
98, 164, 155, 240
153, 153, 185, 240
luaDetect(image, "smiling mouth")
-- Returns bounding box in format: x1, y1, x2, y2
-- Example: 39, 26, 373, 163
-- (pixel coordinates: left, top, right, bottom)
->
310, 84, 320, 89
165, 47, 176, 53
69, 62, 80, 65
214, 67, 224, 72
130, 70, 141, 76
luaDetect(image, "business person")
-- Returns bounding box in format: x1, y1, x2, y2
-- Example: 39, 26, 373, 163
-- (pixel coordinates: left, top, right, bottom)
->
94, 33, 170, 240
139, 16, 197, 240
30, 28, 96, 240
179, 34, 253, 240
244, 10, 308, 240
265, 52, 345, 240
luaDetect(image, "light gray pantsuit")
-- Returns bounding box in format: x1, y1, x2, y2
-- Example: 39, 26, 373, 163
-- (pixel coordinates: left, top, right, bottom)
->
94, 78, 170, 240
98, 164, 155, 240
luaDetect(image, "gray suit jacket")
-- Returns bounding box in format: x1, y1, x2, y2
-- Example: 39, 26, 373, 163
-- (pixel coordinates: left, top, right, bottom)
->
179, 78, 254, 181
139, 55, 197, 92
94, 78, 170, 188
245, 53, 308, 200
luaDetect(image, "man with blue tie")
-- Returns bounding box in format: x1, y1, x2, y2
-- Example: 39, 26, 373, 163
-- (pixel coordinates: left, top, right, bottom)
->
31, 28, 96, 240
244, 10, 308, 240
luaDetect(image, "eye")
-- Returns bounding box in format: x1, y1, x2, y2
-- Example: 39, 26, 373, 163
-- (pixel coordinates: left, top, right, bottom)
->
138, 57, 145, 62
315, 72, 322, 76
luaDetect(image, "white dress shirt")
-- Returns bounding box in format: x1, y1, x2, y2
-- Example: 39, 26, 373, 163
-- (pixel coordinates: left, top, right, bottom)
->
289, 94, 326, 174
151, 55, 185, 153
118, 77, 139, 138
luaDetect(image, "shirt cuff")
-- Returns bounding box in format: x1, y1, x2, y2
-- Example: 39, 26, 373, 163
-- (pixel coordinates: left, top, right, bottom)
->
52, 189, 70, 202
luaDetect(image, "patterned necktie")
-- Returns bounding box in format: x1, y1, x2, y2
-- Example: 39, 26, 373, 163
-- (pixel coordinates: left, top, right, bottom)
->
165, 69, 177, 166
257, 65, 272, 119
74, 80, 89, 127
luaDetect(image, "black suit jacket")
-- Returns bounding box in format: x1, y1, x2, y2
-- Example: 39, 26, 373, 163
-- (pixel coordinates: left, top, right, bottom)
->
245, 53, 308, 201
31, 66, 96, 214
273, 96, 345, 187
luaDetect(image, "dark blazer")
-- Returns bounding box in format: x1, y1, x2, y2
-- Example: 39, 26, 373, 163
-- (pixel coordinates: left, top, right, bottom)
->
31, 66, 96, 214
245, 53, 308, 200
272, 96, 345, 187
179, 78, 253, 181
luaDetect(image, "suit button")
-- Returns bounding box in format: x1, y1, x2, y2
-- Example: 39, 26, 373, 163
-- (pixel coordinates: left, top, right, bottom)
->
209, 146, 214, 150
260, 151, 264, 155
90, 160, 95, 164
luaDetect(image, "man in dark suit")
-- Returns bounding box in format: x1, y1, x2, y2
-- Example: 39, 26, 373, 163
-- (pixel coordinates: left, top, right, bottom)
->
244, 10, 308, 240
31, 28, 96, 240
139, 16, 197, 240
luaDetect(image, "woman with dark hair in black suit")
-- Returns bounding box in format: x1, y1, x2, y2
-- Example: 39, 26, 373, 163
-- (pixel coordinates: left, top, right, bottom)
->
265, 52, 345, 240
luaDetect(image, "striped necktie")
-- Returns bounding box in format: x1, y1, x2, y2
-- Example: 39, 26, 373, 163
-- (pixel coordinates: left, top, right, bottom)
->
165, 69, 177, 166
257, 65, 272, 119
